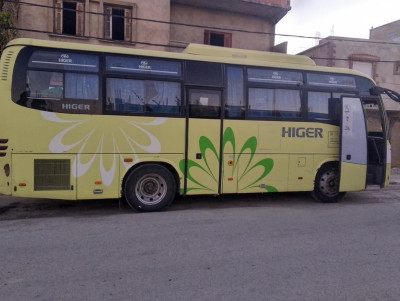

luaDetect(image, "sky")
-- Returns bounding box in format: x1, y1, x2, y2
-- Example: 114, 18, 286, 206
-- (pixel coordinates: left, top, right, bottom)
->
275, 0, 400, 54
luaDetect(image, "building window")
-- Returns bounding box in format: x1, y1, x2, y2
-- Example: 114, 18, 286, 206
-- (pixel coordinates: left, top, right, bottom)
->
54, 0, 85, 36
104, 5, 133, 42
348, 54, 379, 80
352, 61, 373, 78
204, 30, 232, 47
394, 61, 400, 75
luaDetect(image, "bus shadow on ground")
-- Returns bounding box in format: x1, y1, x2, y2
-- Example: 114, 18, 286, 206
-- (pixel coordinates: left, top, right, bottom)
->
1, 188, 396, 221
170, 190, 385, 212
0, 198, 127, 221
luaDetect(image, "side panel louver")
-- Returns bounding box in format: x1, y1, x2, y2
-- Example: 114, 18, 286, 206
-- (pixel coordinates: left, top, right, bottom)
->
34, 159, 71, 191
1, 51, 14, 81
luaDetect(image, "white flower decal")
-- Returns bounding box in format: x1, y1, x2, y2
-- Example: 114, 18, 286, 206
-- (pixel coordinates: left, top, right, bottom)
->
41, 112, 168, 186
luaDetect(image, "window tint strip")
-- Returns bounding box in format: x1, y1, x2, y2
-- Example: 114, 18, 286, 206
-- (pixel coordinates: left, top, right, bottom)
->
29, 50, 99, 72
307, 73, 356, 88
248, 68, 303, 85
31, 60, 97, 69
106, 56, 181, 77
109, 66, 179, 75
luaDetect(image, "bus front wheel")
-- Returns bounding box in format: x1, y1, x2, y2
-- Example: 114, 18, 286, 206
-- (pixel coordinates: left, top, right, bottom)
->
124, 164, 176, 212
312, 163, 345, 203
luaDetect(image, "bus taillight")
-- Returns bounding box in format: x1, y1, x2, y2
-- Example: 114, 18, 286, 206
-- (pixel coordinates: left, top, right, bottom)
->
0, 139, 8, 157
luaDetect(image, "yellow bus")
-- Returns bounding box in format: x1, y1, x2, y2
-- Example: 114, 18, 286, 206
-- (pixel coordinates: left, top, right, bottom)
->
0, 38, 396, 212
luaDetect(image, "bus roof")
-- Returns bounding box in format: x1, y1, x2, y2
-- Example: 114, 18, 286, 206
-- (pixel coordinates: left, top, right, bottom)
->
5, 38, 369, 79
182, 43, 316, 66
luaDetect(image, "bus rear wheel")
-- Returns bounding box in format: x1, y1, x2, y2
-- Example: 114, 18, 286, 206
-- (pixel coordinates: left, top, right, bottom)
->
124, 164, 176, 212
312, 163, 345, 203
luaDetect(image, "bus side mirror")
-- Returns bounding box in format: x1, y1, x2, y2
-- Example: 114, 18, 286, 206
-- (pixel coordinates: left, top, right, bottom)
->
370, 86, 400, 103
369, 87, 385, 96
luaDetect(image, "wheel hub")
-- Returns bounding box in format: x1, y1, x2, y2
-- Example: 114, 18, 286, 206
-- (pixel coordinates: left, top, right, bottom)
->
135, 174, 167, 205
320, 171, 339, 196
142, 179, 159, 196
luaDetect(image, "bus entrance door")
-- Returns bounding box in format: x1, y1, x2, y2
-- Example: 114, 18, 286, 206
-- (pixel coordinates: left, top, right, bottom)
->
339, 96, 388, 191
339, 97, 368, 191
185, 89, 222, 195
362, 98, 388, 187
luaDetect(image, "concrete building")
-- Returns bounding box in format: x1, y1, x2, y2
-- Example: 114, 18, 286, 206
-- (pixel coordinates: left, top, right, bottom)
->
300, 21, 400, 166
370, 20, 400, 43
11, 0, 290, 52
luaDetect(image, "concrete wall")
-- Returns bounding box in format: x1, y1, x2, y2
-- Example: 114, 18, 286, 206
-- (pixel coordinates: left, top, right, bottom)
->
134, 0, 171, 50
370, 20, 400, 43
16, 0, 53, 41
303, 37, 400, 111
170, 3, 274, 51
16, 0, 171, 50
369, 20, 400, 166
301, 36, 400, 166
16, 0, 283, 52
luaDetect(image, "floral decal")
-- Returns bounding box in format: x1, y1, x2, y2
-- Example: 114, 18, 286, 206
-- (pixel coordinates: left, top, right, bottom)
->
180, 127, 277, 193
42, 112, 167, 186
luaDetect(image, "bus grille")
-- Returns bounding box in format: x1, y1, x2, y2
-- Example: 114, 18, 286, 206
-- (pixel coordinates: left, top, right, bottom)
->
34, 159, 71, 191
1, 51, 14, 81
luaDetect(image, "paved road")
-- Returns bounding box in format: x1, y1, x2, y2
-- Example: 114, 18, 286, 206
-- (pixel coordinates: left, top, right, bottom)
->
1, 186, 400, 301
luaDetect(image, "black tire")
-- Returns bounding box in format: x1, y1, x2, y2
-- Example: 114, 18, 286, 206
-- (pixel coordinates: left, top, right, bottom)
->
124, 164, 176, 212
312, 163, 345, 203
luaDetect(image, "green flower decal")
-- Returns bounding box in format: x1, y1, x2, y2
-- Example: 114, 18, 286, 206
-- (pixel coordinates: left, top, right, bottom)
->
180, 127, 277, 193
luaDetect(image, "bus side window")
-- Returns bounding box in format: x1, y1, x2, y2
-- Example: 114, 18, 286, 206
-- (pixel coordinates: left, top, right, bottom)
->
189, 89, 221, 119
248, 88, 274, 118
275, 89, 301, 118
308, 92, 331, 120
308, 92, 354, 123
226, 67, 244, 119
106, 78, 145, 113
26, 71, 63, 100
65, 73, 99, 100
106, 78, 181, 115
248, 88, 301, 119
18, 71, 63, 111
144, 81, 181, 114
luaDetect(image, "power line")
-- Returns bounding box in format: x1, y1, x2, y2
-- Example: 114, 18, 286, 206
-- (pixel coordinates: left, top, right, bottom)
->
3, 27, 186, 50
380, 82, 400, 87
308, 56, 400, 64
5, 0, 400, 48
4, 26, 400, 65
